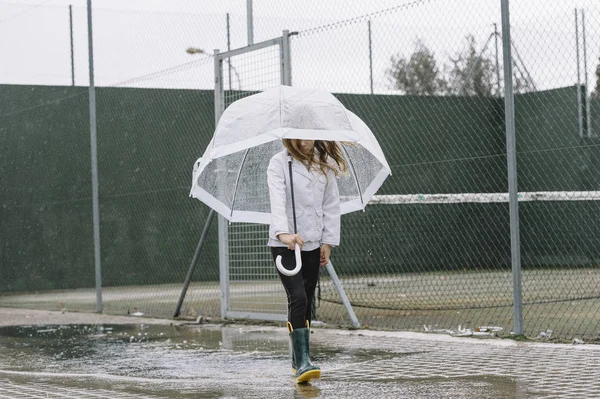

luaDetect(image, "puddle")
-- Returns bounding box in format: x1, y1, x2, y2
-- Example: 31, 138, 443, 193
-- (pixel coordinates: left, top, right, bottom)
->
0, 324, 292, 398
0, 324, 549, 398
0, 324, 287, 376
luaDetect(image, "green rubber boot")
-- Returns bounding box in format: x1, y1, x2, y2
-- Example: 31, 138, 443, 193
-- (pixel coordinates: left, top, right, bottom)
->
288, 322, 320, 384
287, 322, 296, 374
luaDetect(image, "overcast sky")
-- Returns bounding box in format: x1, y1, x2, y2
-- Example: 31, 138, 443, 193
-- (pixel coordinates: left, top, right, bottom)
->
0, 0, 598, 95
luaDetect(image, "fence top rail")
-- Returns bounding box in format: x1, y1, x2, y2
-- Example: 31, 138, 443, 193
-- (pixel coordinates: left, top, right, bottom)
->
215, 36, 284, 60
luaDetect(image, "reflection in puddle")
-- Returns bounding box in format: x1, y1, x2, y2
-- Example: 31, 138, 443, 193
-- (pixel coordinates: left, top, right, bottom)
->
0, 324, 289, 376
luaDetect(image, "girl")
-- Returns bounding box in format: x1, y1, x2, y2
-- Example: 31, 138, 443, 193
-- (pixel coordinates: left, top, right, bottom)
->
267, 138, 347, 384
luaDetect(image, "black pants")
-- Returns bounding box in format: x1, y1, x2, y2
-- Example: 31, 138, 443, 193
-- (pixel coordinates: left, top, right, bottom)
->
271, 247, 320, 330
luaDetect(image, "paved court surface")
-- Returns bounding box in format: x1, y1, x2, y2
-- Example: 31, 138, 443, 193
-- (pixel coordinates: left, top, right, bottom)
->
0, 307, 598, 398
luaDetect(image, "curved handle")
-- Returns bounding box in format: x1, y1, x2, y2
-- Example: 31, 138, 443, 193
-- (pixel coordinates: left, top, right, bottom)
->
275, 243, 302, 276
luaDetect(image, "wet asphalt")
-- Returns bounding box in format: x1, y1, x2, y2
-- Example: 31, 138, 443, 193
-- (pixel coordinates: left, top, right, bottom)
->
0, 315, 598, 398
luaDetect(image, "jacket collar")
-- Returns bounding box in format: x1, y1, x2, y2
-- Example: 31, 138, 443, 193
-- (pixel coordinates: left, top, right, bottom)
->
290, 156, 313, 180
284, 150, 314, 180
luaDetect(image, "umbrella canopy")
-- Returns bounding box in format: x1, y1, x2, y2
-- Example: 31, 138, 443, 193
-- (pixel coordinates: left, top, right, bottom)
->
190, 85, 391, 224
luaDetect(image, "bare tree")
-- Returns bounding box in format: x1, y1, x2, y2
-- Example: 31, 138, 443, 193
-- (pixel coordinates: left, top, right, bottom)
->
387, 40, 446, 96
387, 34, 535, 97
445, 35, 497, 97
592, 57, 600, 98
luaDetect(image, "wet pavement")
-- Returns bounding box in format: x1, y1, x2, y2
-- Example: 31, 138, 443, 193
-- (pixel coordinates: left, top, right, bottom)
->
0, 309, 598, 398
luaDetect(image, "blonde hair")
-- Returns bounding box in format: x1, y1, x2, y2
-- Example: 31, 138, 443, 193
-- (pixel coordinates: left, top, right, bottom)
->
282, 139, 348, 177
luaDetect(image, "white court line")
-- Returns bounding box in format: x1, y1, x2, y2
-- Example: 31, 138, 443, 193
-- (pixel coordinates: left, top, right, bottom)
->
368, 191, 600, 204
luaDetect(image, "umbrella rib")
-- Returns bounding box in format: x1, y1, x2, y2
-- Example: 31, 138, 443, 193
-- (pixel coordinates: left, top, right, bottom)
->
229, 147, 251, 219
341, 143, 364, 206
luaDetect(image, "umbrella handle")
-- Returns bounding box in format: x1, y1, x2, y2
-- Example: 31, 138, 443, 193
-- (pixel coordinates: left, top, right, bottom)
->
275, 243, 302, 276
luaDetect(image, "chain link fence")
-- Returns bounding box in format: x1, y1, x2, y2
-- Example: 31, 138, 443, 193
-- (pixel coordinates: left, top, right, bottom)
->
1, 0, 600, 342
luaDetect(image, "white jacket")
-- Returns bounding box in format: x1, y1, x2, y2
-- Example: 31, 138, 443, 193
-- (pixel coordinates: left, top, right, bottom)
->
267, 150, 341, 250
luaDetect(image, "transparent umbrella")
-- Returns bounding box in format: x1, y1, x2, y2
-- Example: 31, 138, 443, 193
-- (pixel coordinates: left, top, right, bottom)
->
190, 85, 391, 275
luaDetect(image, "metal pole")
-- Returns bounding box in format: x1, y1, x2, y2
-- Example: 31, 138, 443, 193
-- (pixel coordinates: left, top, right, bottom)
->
582, 9, 591, 138
325, 262, 360, 328
69, 5, 75, 86
494, 23, 501, 96
575, 9, 584, 138
226, 13, 232, 91
282, 30, 292, 85
368, 20, 373, 95
501, 0, 522, 336
509, 41, 536, 92
87, 0, 102, 313
246, 0, 253, 45
173, 209, 216, 318
214, 50, 229, 319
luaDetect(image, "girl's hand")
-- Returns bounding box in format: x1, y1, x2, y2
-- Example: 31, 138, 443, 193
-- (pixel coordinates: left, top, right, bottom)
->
277, 233, 304, 250
320, 244, 332, 266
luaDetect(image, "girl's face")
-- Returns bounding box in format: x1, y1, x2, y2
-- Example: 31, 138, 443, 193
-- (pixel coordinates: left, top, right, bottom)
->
297, 140, 315, 155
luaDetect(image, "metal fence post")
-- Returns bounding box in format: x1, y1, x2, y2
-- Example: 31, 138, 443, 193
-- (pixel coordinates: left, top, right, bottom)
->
282, 30, 292, 86
87, 0, 102, 313
226, 13, 232, 91
246, 0, 253, 45
501, 0, 523, 336
214, 50, 229, 319
69, 5, 75, 86
581, 9, 591, 138
368, 20, 373, 95
575, 9, 584, 138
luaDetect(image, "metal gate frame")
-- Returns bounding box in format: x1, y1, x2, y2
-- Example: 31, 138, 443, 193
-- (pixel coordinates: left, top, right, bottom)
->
213, 31, 360, 327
